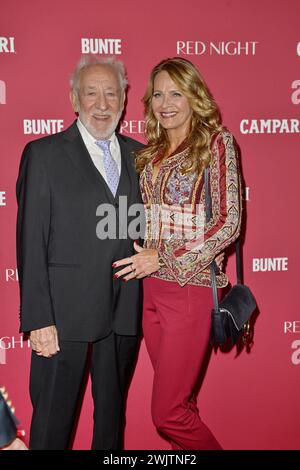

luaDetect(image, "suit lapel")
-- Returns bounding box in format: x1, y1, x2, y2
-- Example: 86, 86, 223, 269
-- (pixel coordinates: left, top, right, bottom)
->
62, 121, 115, 204
61, 123, 137, 206
115, 133, 136, 202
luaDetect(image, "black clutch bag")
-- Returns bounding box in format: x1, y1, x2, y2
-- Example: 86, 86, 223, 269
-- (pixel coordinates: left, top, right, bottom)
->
210, 280, 257, 345
204, 168, 257, 346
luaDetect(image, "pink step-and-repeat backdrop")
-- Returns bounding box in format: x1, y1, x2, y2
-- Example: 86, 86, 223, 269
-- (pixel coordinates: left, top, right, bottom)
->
1, 0, 299, 450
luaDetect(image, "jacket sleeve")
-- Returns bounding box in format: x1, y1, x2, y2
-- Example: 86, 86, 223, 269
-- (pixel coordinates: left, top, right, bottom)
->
158, 131, 242, 286
16, 142, 55, 332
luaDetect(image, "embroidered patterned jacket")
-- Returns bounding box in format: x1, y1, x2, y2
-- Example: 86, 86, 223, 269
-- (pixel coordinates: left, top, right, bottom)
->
139, 130, 242, 288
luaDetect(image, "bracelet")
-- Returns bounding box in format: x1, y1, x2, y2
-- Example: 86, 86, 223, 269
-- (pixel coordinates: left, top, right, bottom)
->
157, 253, 165, 269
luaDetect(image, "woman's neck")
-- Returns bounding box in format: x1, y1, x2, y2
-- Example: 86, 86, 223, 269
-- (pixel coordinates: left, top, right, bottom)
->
167, 129, 189, 155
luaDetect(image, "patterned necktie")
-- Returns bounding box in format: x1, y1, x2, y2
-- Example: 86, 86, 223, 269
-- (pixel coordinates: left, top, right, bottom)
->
95, 140, 120, 197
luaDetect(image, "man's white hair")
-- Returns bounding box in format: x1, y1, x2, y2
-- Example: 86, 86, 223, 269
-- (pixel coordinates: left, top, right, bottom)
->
70, 55, 128, 92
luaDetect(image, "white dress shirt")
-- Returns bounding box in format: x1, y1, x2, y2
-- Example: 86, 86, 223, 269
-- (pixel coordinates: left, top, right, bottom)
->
76, 118, 121, 184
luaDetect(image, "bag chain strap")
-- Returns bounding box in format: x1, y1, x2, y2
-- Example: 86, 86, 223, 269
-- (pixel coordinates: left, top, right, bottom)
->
204, 163, 250, 344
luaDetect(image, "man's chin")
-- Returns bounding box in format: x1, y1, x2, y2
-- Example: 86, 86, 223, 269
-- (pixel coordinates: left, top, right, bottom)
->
86, 123, 117, 140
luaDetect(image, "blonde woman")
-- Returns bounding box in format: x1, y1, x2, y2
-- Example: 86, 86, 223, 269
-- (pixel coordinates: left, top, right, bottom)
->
114, 58, 242, 450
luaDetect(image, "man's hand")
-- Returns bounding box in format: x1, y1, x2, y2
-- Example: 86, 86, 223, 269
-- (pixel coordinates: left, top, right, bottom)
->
29, 325, 60, 358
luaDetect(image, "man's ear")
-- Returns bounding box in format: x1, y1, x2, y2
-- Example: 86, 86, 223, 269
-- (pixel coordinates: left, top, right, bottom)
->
121, 91, 126, 111
70, 90, 79, 113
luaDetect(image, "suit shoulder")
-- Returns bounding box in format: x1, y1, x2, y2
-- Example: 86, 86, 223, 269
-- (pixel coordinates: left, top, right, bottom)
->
117, 133, 145, 150
21, 124, 74, 166
23, 125, 67, 149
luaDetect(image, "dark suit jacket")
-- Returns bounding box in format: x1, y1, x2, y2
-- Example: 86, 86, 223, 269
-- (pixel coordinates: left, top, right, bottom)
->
16, 121, 144, 341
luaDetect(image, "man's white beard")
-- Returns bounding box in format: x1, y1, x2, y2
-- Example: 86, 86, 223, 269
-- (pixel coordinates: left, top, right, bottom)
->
79, 110, 122, 140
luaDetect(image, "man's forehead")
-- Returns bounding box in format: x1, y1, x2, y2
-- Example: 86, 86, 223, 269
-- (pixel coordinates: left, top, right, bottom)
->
84, 84, 116, 89
79, 64, 119, 85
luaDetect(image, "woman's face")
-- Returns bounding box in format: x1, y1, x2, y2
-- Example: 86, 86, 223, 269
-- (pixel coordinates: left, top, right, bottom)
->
151, 70, 193, 137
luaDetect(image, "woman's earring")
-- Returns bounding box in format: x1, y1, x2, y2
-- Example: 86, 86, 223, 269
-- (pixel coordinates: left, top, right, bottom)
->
157, 120, 160, 138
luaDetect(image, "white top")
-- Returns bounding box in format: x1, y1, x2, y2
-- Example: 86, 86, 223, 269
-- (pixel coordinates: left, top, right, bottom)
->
76, 118, 121, 183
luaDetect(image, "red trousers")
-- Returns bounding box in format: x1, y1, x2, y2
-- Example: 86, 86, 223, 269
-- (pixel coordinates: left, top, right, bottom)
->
142, 277, 222, 450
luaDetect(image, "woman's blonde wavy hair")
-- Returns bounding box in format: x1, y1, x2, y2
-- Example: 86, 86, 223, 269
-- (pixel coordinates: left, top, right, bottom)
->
136, 57, 223, 174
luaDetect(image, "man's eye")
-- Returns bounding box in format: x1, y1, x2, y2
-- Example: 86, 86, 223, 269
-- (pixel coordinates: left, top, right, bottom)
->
88, 92, 96, 96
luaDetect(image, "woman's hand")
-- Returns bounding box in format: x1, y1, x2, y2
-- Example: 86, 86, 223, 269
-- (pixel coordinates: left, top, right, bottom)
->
113, 242, 159, 281
215, 252, 225, 270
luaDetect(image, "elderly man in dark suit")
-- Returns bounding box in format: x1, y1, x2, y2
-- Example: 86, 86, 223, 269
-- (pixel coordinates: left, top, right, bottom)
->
16, 56, 144, 449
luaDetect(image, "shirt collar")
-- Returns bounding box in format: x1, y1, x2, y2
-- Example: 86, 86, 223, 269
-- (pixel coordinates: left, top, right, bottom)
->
77, 118, 117, 148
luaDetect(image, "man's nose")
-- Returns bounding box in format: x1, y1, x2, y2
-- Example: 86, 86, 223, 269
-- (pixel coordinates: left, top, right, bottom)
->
95, 93, 108, 110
